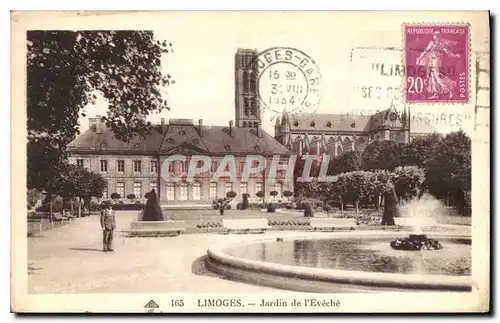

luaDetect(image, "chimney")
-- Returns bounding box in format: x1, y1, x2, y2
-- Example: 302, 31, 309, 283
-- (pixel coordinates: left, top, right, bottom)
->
89, 118, 97, 131
257, 122, 262, 138
229, 120, 233, 136
89, 115, 102, 133
198, 119, 203, 137
95, 115, 102, 134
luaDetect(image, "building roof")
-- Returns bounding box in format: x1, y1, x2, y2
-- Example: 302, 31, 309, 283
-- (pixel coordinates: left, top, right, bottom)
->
286, 108, 436, 134
68, 119, 292, 156
289, 113, 373, 132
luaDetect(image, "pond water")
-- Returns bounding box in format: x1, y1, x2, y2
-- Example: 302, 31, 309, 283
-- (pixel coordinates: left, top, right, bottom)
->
224, 237, 471, 276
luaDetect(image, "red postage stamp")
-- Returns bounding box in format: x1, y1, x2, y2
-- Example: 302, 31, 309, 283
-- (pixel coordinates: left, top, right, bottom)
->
403, 24, 469, 103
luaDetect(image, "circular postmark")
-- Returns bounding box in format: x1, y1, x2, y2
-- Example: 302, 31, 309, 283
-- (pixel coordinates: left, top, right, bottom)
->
249, 47, 322, 119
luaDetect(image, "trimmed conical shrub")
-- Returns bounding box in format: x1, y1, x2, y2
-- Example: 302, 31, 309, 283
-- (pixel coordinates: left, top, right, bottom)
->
142, 189, 165, 221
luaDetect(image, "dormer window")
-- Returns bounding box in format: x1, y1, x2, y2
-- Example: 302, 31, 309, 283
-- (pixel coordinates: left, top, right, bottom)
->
293, 121, 299, 126
310, 121, 315, 127
254, 145, 261, 152
224, 144, 231, 151
326, 121, 332, 128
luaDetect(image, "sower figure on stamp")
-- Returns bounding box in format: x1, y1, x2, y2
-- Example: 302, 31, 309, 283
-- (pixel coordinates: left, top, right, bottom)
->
416, 30, 461, 99
100, 204, 116, 252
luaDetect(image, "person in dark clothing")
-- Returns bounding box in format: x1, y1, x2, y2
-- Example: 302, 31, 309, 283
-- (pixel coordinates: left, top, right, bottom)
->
100, 204, 116, 252
381, 182, 398, 226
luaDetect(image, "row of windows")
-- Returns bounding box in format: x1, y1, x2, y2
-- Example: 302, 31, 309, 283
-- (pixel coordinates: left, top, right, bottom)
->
103, 182, 158, 199
102, 181, 284, 201
77, 159, 158, 173
77, 159, 288, 175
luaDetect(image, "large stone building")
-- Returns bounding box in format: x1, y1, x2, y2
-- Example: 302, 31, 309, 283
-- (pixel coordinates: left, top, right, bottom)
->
274, 103, 436, 156
66, 48, 292, 205
67, 118, 293, 204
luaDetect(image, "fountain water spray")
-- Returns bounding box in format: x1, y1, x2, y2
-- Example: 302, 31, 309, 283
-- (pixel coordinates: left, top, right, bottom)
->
390, 194, 445, 251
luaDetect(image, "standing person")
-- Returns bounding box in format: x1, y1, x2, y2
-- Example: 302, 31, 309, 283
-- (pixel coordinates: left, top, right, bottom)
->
100, 203, 116, 252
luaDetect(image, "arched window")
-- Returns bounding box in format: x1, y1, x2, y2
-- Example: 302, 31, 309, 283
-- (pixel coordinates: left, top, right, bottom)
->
343, 137, 352, 152
336, 145, 343, 157
327, 138, 335, 155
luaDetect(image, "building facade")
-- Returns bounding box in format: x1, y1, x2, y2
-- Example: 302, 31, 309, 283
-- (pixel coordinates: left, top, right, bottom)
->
274, 103, 437, 156
67, 118, 293, 205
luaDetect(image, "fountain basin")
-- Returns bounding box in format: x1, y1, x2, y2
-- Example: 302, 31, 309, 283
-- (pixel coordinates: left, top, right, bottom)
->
206, 232, 472, 292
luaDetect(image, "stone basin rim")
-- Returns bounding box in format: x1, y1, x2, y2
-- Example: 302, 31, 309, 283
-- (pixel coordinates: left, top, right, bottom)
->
206, 231, 472, 292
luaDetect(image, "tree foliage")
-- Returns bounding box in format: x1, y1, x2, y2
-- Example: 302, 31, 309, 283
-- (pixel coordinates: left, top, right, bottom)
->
27, 31, 174, 191
426, 130, 471, 198
56, 165, 107, 204
329, 151, 361, 174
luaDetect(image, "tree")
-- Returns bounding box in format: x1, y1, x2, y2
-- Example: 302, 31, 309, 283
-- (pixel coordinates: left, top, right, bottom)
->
255, 191, 265, 203
27, 189, 44, 210
54, 164, 106, 216
213, 197, 232, 215
391, 166, 426, 201
27, 31, 174, 191
426, 131, 471, 214
127, 194, 136, 202
330, 151, 361, 174
283, 190, 293, 200
404, 133, 443, 168
361, 140, 406, 171
226, 191, 237, 199
110, 193, 121, 201
269, 190, 279, 200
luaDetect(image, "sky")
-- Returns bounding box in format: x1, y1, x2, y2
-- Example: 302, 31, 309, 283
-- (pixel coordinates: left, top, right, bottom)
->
75, 11, 489, 136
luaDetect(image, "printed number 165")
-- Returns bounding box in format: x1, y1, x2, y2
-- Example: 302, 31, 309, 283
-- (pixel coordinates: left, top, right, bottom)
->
407, 77, 428, 94
172, 300, 184, 307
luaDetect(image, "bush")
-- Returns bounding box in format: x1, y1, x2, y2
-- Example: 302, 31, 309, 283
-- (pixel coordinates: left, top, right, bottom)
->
110, 203, 145, 211
304, 204, 314, 217
213, 197, 232, 215
135, 200, 141, 205
323, 204, 334, 214
267, 203, 276, 213
226, 191, 237, 199
283, 190, 294, 199
195, 221, 223, 229
110, 193, 120, 200
269, 190, 279, 198
255, 191, 264, 199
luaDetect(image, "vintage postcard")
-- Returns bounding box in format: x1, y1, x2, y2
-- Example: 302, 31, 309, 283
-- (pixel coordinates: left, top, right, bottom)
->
11, 11, 490, 313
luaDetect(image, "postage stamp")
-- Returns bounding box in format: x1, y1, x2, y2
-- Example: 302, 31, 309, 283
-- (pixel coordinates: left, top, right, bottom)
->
249, 47, 322, 119
403, 24, 470, 103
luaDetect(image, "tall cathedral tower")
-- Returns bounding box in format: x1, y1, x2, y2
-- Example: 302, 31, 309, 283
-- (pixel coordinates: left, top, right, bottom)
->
234, 48, 261, 128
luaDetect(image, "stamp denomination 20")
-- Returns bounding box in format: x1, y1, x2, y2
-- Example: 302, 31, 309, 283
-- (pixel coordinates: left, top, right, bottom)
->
403, 24, 469, 103
252, 47, 322, 116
